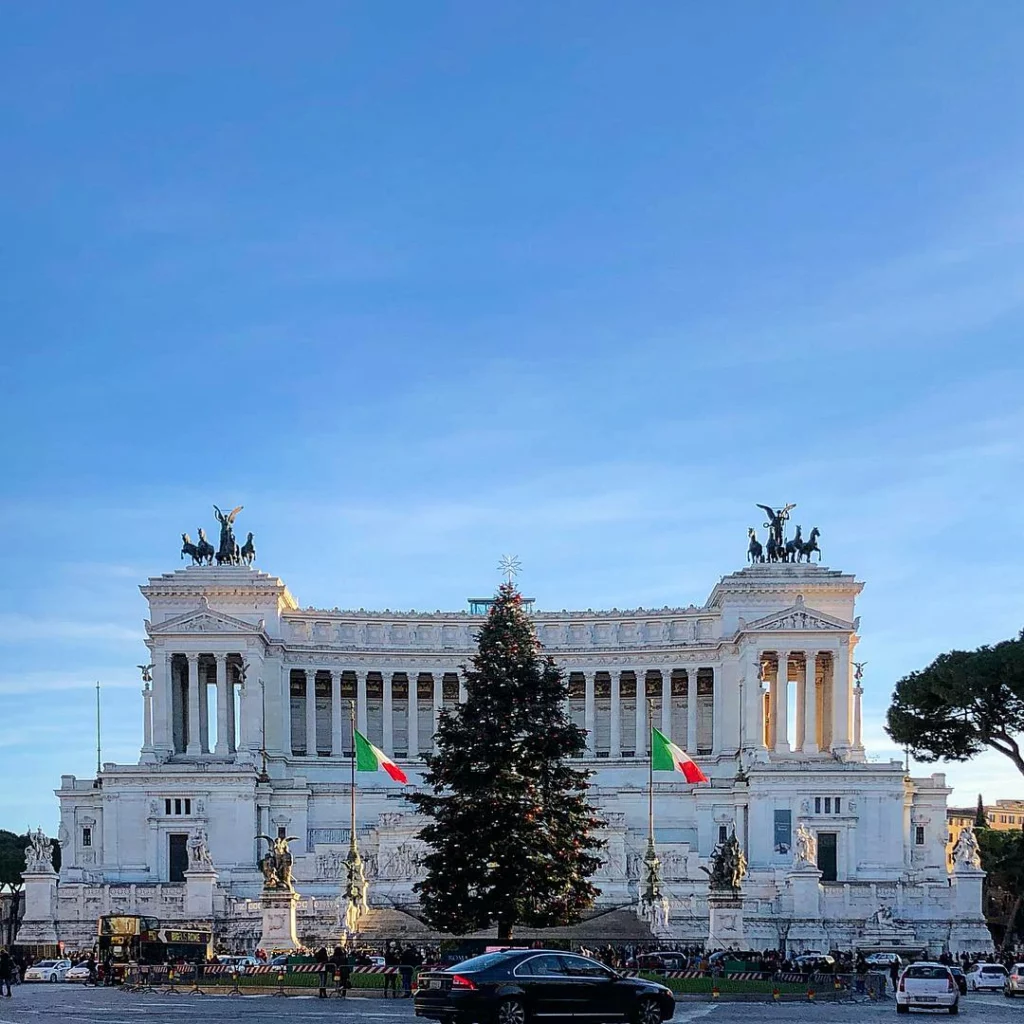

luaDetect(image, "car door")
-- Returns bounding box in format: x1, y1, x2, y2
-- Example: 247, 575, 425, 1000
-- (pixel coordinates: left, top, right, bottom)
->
515, 954, 574, 1018
558, 954, 629, 1020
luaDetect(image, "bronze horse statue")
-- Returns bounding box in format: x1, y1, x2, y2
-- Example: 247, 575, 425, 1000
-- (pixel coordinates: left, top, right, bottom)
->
747, 528, 764, 563
784, 525, 804, 563
798, 526, 821, 562
181, 533, 201, 564
240, 532, 256, 567
195, 528, 215, 565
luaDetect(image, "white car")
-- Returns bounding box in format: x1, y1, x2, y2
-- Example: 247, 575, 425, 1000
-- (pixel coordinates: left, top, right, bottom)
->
217, 956, 258, 970
22, 959, 72, 983
967, 962, 1008, 991
896, 963, 959, 1014
64, 962, 95, 983
1005, 964, 1024, 997
867, 953, 904, 968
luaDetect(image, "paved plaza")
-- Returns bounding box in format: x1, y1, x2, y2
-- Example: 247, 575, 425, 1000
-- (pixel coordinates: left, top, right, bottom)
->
1, 989, 1023, 1024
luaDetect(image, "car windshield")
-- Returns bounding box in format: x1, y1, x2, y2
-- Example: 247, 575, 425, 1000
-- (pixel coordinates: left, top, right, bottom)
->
905, 967, 948, 979
35, 961, 57, 968
981, 966, 1007, 974
450, 952, 518, 973
1014, 965, 1024, 973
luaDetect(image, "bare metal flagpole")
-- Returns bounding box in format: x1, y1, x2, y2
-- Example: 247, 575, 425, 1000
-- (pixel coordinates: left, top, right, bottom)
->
95, 681, 102, 777
349, 700, 357, 852
647, 698, 655, 848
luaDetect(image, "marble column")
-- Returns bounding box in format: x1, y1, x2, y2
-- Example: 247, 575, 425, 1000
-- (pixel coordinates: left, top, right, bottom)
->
458, 679, 467, 704
774, 652, 790, 753
383, 671, 396, 757
661, 669, 672, 736
794, 660, 805, 752
610, 671, 621, 757
687, 667, 699, 755
853, 683, 864, 750
151, 653, 171, 756
186, 654, 201, 756
355, 671, 368, 735
408, 672, 419, 758
584, 671, 596, 755
803, 652, 819, 754
710, 665, 721, 754
833, 641, 852, 751
141, 684, 154, 760
279, 661, 293, 756
433, 672, 444, 752
331, 671, 343, 757
215, 654, 230, 755
305, 669, 318, 757
634, 671, 647, 757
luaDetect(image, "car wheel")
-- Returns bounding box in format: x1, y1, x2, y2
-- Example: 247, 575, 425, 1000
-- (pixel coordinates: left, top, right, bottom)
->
495, 998, 527, 1024
634, 997, 663, 1024
49, 975, 56, 983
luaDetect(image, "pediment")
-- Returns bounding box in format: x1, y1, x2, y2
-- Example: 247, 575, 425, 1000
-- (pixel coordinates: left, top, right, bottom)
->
147, 604, 263, 636
740, 599, 856, 634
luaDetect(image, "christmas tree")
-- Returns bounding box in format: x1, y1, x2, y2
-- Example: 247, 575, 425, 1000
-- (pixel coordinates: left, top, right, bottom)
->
410, 581, 604, 940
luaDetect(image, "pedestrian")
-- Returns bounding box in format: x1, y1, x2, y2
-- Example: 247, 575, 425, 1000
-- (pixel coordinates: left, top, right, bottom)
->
399, 944, 419, 998
889, 960, 900, 994
86, 952, 98, 987
0, 949, 13, 998
332, 946, 351, 997
383, 944, 400, 998
314, 946, 330, 998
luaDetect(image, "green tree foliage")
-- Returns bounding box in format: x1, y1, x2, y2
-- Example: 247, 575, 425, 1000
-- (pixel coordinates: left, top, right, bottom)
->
979, 827, 1024, 948
410, 583, 604, 940
886, 632, 1024, 777
976, 794, 988, 830
0, 830, 60, 885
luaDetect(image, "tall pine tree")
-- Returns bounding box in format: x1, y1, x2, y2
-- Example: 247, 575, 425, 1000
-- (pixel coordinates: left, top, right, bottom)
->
410, 583, 604, 940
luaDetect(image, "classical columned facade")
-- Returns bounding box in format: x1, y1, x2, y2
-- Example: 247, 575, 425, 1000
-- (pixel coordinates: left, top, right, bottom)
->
46, 556, 989, 956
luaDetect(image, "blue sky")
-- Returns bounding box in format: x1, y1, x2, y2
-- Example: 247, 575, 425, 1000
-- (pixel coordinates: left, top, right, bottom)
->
2, 3, 1023, 832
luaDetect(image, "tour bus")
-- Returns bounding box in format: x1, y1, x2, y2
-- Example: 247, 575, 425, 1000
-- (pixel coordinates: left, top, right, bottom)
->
97, 915, 213, 980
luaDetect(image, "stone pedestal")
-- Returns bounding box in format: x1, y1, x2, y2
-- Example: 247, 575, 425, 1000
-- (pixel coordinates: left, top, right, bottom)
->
184, 869, 217, 919
259, 890, 300, 951
16, 870, 58, 946
949, 865, 992, 953
784, 864, 828, 953
706, 892, 745, 950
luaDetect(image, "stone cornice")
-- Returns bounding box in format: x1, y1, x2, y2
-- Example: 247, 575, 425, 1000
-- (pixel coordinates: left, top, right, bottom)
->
141, 566, 298, 610
707, 563, 863, 608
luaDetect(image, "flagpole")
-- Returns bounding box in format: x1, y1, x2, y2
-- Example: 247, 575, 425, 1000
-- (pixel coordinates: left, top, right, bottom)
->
95, 681, 102, 778
647, 698, 655, 848
349, 699, 357, 853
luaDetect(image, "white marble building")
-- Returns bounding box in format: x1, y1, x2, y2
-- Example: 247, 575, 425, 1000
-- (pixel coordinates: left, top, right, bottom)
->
40, 556, 991, 953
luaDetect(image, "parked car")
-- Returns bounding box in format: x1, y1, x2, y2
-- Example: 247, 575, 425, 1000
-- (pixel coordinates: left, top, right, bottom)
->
966, 963, 1008, 992
415, 949, 675, 1024
948, 968, 967, 996
217, 956, 258, 970
635, 952, 688, 973
64, 962, 94, 983
794, 953, 836, 972
22, 959, 73, 983
896, 963, 959, 1014
1003, 963, 1024, 997
866, 953, 905, 968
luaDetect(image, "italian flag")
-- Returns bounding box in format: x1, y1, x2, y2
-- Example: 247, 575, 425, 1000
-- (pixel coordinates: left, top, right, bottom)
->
651, 726, 707, 783
354, 729, 408, 784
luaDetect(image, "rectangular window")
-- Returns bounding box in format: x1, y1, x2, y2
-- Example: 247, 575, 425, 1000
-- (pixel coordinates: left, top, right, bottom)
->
184, 799, 191, 815
774, 809, 792, 854
165, 799, 171, 815
817, 832, 838, 881
718, 825, 728, 844
168, 833, 189, 883
824, 797, 832, 814
81, 827, 92, 847
814, 797, 821, 814
835, 797, 841, 814
174, 798, 182, 815
915, 825, 925, 845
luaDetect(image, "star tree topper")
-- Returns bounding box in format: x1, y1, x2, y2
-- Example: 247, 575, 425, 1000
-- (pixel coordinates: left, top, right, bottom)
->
497, 554, 522, 585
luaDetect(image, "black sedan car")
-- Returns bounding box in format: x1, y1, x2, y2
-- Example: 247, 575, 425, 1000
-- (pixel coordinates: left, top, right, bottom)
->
415, 948, 674, 1024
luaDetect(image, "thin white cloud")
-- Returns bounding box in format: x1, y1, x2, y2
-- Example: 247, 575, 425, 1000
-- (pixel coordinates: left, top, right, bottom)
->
0, 614, 141, 644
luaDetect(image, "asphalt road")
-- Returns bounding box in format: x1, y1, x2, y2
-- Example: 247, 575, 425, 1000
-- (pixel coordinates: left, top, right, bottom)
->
1, 987, 1023, 1024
